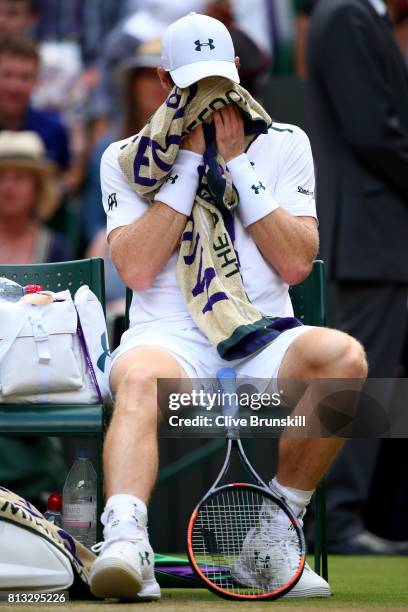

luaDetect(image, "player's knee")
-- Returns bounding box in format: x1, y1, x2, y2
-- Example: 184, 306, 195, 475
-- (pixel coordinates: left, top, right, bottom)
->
299, 329, 367, 378
337, 336, 368, 379
116, 364, 158, 411
312, 330, 367, 378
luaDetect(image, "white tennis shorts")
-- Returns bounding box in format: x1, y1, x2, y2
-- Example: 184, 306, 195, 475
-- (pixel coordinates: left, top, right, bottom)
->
111, 321, 314, 394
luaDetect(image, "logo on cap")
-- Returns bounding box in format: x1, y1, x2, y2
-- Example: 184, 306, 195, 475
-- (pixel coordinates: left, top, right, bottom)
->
194, 38, 215, 52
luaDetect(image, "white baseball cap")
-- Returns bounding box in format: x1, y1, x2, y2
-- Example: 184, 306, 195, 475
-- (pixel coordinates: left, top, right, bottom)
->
161, 12, 240, 88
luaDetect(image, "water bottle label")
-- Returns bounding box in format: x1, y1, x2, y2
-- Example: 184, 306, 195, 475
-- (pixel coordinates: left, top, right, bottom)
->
63, 502, 96, 526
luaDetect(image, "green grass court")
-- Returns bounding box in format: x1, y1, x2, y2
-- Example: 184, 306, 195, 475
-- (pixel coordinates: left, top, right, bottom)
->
1, 557, 406, 612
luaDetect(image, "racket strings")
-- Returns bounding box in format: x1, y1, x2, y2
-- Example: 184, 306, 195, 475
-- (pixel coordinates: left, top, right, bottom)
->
190, 488, 303, 596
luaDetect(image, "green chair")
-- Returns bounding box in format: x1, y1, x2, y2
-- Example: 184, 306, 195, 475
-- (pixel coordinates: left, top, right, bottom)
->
290, 259, 328, 581
125, 259, 329, 580
0, 258, 107, 540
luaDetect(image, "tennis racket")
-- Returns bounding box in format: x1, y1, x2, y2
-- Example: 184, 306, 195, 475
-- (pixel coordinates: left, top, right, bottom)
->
187, 368, 306, 600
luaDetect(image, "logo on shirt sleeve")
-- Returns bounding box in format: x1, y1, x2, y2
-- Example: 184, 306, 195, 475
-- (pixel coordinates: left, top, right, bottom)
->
251, 182, 266, 195
297, 186, 314, 197
107, 192, 118, 211
166, 174, 179, 184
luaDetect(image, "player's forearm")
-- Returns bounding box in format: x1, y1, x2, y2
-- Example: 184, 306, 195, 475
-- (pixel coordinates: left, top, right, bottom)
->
110, 202, 188, 291
248, 210, 319, 285
227, 153, 318, 284
110, 150, 201, 290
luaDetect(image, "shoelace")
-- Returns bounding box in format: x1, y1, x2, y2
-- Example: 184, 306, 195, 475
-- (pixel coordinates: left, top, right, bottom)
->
91, 535, 143, 555
256, 512, 305, 574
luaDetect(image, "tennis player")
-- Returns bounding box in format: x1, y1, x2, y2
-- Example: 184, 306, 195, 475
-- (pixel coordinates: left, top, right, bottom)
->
90, 13, 367, 601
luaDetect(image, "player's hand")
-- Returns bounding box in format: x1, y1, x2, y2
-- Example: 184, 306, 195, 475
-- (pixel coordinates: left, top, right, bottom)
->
180, 124, 206, 154
214, 105, 245, 162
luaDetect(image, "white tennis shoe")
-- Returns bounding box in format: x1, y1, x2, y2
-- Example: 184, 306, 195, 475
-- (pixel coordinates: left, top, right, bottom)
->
89, 537, 160, 601
231, 500, 331, 598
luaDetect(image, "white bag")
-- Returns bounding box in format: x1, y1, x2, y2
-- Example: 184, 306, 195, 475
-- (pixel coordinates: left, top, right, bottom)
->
0, 487, 96, 590
0, 286, 111, 404
0, 521, 74, 592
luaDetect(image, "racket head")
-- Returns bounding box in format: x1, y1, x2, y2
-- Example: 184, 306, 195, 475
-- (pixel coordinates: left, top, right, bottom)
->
187, 483, 306, 600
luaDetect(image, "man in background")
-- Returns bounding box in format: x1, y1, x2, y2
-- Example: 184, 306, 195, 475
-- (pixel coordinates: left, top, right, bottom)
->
307, 0, 408, 554
0, 35, 70, 171
0, 0, 38, 37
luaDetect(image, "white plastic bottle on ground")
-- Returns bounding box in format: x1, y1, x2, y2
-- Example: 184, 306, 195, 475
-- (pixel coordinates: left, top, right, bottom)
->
62, 447, 97, 549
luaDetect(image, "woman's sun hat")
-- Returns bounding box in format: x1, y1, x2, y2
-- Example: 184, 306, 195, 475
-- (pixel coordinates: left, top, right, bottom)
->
0, 131, 58, 220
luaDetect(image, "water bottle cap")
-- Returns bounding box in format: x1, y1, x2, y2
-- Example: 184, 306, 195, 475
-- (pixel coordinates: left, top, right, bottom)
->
24, 284, 43, 294
47, 492, 62, 512
75, 447, 91, 459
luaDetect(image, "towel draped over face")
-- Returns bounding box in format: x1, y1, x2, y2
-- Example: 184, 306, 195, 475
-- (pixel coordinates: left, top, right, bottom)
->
118, 77, 302, 360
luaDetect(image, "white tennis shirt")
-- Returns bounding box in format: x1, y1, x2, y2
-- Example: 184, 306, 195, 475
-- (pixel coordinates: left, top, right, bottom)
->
101, 122, 317, 329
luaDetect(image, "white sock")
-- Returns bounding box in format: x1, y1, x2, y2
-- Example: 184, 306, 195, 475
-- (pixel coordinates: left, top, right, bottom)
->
270, 477, 314, 518
102, 494, 148, 541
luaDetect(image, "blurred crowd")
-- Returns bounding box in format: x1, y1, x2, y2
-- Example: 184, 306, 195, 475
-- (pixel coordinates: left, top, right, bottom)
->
0, 0, 407, 553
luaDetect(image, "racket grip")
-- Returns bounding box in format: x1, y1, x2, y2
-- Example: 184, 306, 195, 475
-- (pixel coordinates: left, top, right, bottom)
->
217, 368, 239, 438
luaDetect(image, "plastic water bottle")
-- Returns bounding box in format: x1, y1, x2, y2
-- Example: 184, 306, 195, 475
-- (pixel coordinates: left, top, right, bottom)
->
44, 492, 63, 527
0, 278, 42, 302
62, 448, 97, 549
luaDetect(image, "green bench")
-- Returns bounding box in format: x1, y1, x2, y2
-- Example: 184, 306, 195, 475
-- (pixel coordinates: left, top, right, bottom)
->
0, 257, 106, 540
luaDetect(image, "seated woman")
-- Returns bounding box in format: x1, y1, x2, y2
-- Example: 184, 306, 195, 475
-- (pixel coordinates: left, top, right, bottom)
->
83, 38, 166, 323
0, 130, 72, 510
0, 130, 73, 264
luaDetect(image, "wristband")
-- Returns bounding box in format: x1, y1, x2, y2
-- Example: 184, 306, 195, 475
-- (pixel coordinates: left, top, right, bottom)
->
155, 150, 202, 216
227, 153, 279, 227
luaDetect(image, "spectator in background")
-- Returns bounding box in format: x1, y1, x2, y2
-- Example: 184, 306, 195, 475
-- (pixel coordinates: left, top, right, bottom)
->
294, 0, 318, 78
87, 0, 206, 142
295, 0, 408, 78
32, 41, 88, 195
0, 36, 70, 172
296, 0, 408, 78
0, 130, 71, 510
34, 0, 126, 68
394, 0, 408, 63
0, 3, 87, 193
84, 39, 166, 316
35, 0, 131, 122
202, 0, 270, 95
0, 131, 72, 263
233, 0, 295, 73
0, 0, 38, 37
231, 0, 271, 56
307, 0, 408, 554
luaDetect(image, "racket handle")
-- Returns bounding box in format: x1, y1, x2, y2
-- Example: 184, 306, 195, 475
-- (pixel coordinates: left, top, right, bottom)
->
216, 368, 239, 439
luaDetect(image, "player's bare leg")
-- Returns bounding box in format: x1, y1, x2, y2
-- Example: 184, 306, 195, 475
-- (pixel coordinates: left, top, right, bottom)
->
105, 347, 190, 502
90, 347, 191, 601
237, 329, 367, 597
276, 328, 367, 490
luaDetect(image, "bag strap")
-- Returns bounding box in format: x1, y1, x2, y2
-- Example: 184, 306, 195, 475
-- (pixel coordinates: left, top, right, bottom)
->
75, 308, 103, 404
